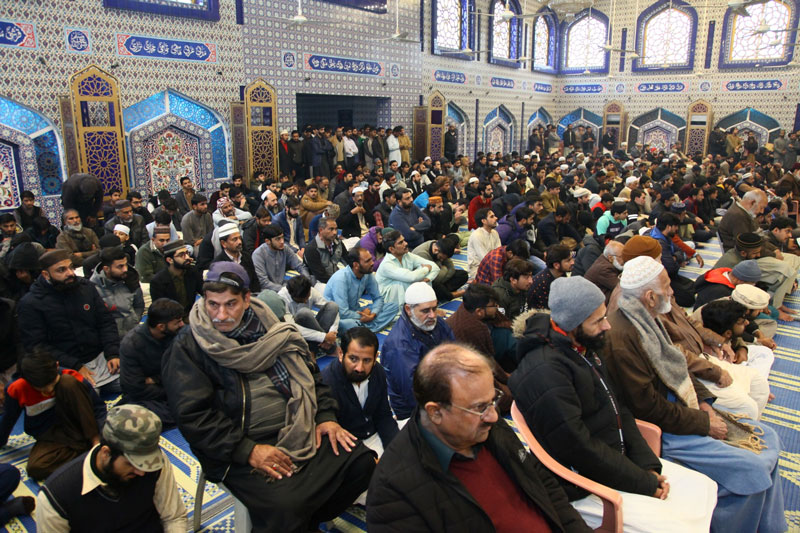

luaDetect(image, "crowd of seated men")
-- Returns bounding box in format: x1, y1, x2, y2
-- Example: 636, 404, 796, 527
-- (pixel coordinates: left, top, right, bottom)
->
0, 121, 795, 531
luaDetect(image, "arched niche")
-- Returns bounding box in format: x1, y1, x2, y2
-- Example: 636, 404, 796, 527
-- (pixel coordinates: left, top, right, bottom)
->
715, 107, 781, 147
627, 108, 687, 152
0, 96, 68, 224
483, 105, 516, 154
446, 102, 470, 158
124, 89, 231, 196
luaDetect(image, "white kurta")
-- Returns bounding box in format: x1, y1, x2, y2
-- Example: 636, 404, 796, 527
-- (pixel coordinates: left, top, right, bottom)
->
571, 458, 718, 533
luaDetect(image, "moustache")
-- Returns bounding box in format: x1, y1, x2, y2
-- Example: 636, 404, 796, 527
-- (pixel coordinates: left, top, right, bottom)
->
212, 318, 236, 324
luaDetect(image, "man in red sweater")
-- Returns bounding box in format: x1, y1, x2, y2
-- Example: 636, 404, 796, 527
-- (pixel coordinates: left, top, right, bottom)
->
367, 343, 590, 532
468, 183, 494, 230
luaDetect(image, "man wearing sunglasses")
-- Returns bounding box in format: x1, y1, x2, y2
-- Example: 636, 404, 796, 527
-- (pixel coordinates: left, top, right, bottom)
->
367, 343, 590, 532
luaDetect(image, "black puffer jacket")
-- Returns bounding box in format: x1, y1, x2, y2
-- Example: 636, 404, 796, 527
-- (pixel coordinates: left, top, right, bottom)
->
509, 313, 661, 500
162, 324, 338, 482
572, 233, 603, 277
0, 298, 22, 373
17, 275, 120, 370
366, 409, 590, 533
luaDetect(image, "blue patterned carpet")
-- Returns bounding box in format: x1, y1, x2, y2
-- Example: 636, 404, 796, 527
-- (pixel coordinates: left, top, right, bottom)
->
3, 239, 800, 531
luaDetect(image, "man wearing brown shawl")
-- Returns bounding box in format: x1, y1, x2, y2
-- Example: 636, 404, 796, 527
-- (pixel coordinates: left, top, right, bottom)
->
162, 262, 375, 532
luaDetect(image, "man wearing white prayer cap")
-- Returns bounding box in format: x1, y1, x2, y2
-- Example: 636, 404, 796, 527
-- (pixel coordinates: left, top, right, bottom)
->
380, 281, 454, 423
606, 256, 787, 533
511, 275, 718, 532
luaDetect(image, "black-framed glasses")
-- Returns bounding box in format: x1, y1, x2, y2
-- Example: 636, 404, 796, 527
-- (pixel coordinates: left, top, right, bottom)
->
447, 389, 504, 419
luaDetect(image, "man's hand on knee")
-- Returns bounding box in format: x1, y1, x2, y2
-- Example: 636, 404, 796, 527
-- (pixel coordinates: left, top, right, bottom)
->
248, 444, 294, 480
315, 421, 356, 456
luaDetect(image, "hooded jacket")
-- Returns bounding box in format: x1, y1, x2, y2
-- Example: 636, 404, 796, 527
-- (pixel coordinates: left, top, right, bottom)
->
17, 275, 120, 370
509, 313, 662, 500
90, 265, 144, 337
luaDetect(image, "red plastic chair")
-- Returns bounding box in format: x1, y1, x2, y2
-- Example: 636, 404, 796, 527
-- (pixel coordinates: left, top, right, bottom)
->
510, 402, 661, 533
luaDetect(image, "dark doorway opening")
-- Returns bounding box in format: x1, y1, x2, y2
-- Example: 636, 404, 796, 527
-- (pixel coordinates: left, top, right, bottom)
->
296, 94, 391, 130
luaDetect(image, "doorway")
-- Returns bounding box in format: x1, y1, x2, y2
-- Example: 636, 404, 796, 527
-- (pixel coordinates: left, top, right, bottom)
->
296, 94, 391, 129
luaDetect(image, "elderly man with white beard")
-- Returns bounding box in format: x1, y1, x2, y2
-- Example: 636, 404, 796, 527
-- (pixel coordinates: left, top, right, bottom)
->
604, 255, 786, 533
380, 282, 454, 424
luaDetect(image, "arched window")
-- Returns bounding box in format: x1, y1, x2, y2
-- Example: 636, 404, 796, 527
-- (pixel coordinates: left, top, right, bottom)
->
633, 0, 697, 71
432, 0, 476, 58
719, 0, 798, 68
533, 10, 558, 73
489, 0, 523, 67
560, 9, 610, 74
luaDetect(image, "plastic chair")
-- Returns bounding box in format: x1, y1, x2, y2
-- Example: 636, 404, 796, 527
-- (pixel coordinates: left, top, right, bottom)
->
194, 470, 251, 532
510, 402, 661, 533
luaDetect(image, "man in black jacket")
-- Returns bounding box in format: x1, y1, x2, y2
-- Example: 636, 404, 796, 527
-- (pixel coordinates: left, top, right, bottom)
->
367, 342, 590, 533
17, 249, 121, 395
149, 240, 203, 321
321, 327, 398, 456
119, 298, 184, 426
303, 217, 347, 286
162, 262, 375, 532
337, 187, 375, 239
510, 275, 717, 530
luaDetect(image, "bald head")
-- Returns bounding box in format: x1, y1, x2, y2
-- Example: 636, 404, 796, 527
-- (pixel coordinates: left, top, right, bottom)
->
413, 343, 492, 406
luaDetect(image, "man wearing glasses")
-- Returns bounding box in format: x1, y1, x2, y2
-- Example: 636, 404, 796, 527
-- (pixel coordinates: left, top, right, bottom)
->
367, 342, 590, 532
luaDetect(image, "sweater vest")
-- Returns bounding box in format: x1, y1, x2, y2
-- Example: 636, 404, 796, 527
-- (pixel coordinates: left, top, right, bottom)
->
41, 451, 163, 533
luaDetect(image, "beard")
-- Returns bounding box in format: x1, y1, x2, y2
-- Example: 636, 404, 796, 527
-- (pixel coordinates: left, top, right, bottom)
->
345, 369, 369, 383
66, 223, 83, 232
654, 293, 672, 314
575, 326, 606, 351
612, 257, 624, 271
409, 311, 437, 332
51, 275, 79, 292
375, 242, 385, 254
173, 258, 193, 270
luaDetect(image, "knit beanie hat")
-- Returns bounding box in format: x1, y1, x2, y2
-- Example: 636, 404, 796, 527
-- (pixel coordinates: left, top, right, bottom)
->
548, 277, 605, 332
731, 260, 761, 283
621, 235, 662, 263
7, 242, 41, 271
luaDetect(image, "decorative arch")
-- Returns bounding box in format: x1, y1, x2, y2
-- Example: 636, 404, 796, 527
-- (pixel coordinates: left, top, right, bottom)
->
627, 108, 687, 152
557, 108, 602, 140
560, 8, 611, 74
633, 0, 698, 72
0, 97, 68, 223
432, 0, 477, 60
428, 91, 447, 161
446, 102, 470, 158
532, 8, 559, 73
685, 100, 713, 155
69, 64, 128, 196
124, 89, 231, 196
715, 108, 782, 147
483, 105, 516, 154
719, 0, 798, 69
603, 101, 627, 150
527, 107, 553, 136
245, 80, 278, 181
489, 0, 524, 67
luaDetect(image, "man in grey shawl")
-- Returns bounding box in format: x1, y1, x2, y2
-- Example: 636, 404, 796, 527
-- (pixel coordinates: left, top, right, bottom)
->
605, 256, 786, 533
162, 262, 376, 532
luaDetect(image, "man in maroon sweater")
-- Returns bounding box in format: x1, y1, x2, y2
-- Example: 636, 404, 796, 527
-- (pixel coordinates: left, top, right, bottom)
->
367, 343, 590, 532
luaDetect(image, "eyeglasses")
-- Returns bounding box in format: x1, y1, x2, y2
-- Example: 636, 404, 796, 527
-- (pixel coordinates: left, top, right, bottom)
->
447, 389, 504, 419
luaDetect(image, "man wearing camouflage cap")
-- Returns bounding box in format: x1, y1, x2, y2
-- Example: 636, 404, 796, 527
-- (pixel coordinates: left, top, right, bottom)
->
36, 405, 186, 531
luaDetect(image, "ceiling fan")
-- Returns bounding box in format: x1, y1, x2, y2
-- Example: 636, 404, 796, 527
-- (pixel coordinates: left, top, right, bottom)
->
270, 0, 334, 27
374, 0, 419, 43
718, 0, 773, 17
438, 47, 490, 56
471, 0, 548, 23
